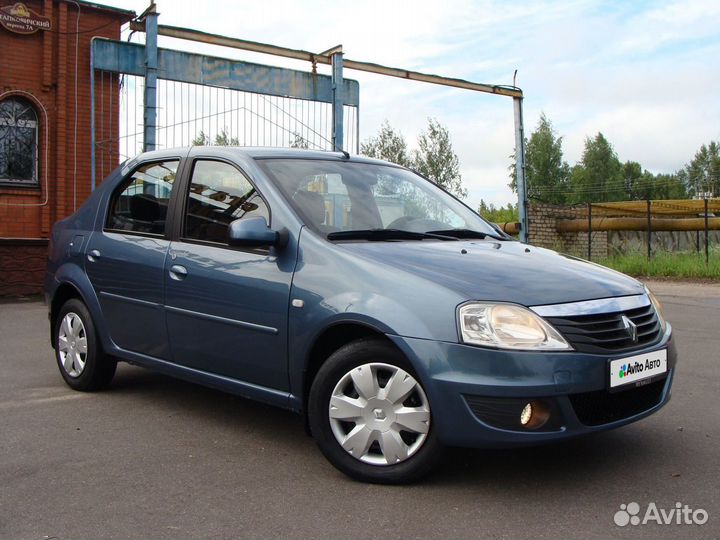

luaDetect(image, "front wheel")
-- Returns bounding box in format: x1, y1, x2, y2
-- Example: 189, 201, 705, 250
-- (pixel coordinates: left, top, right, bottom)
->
309, 338, 443, 483
54, 298, 116, 391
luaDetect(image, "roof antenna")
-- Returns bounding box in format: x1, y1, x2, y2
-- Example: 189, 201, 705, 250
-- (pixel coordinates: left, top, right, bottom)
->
513, 69, 518, 88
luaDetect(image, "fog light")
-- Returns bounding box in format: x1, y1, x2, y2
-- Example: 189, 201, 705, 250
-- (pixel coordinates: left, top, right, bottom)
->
519, 400, 551, 429
520, 403, 533, 425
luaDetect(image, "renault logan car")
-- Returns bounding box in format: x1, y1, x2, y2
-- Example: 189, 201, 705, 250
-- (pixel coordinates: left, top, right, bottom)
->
45, 147, 676, 483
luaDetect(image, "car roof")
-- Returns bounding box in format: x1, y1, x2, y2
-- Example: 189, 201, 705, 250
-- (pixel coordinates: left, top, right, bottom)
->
128, 146, 400, 167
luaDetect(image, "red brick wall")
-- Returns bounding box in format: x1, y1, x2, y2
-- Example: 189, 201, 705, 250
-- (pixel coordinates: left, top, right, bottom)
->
0, 0, 131, 294
0, 239, 47, 296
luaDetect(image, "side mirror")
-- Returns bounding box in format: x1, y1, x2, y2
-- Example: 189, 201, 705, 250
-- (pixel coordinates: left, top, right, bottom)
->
228, 216, 281, 248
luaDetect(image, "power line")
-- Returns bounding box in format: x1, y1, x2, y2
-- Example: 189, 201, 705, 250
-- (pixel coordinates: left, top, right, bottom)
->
527, 174, 719, 195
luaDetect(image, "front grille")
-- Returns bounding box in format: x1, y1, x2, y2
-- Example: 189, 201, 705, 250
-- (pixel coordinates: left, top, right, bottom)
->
546, 303, 662, 354
569, 377, 666, 426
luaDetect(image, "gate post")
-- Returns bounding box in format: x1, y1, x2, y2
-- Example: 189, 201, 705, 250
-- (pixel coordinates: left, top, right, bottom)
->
705, 198, 710, 265
513, 96, 528, 243
647, 199, 652, 260
587, 203, 592, 260
331, 50, 344, 152
90, 39, 96, 190
143, 6, 158, 151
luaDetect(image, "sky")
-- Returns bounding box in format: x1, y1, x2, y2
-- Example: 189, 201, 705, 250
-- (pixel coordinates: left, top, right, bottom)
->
99, 0, 720, 209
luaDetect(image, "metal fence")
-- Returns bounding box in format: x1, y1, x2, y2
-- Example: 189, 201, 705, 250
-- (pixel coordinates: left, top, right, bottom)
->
93, 72, 359, 176
583, 199, 720, 263
90, 34, 360, 187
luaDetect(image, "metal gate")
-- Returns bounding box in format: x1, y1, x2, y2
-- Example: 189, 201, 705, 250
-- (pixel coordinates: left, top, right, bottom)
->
90, 18, 359, 189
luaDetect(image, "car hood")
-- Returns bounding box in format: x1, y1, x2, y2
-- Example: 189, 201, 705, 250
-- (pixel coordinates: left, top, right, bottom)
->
339, 240, 644, 306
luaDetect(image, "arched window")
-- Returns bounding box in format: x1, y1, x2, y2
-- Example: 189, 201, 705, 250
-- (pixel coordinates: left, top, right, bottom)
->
0, 97, 39, 186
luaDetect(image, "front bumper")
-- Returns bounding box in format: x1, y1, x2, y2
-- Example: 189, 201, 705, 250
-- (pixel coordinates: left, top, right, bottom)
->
387, 326, 676, 448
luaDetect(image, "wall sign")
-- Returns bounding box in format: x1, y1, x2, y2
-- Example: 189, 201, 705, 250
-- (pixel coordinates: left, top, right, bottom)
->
0, 3, 51, 34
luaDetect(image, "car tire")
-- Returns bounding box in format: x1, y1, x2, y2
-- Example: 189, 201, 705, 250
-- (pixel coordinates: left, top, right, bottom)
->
309, 338, 443, 484
54, 298, 116, 391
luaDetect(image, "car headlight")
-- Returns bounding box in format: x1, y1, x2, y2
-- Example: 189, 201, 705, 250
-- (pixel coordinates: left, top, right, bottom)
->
458, 303, 572, 350
644, 285, 667, 333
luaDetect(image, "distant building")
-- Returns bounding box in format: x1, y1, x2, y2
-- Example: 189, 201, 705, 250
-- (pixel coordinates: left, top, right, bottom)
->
0, 0, 134, 295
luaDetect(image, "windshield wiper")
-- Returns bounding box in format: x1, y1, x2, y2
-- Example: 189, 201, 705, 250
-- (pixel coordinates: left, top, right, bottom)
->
426, 228, 511, 241
327, 229, 458, 241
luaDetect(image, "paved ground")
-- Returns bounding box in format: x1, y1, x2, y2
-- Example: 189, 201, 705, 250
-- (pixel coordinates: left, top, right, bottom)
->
1, 281, 719, 539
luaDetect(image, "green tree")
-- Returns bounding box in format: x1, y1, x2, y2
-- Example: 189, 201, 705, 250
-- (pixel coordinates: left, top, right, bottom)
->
191, 130, 210, 146
622, 160, 646, 199
360, 120, 413, 167
567, 132, 625, 203
414, 118, 467, 199
191, 128, 239, 146
622, 161, 688, 200
652, 172, 688, 200
684, 141, 719, 198
567, 164, 588, 203
478, 199, 518, 223
214, 128, 239, 146
509, 112, 569, 204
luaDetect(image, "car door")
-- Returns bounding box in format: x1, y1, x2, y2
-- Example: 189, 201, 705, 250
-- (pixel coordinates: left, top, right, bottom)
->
85, 158, 181, 359
164, 158, 295, 390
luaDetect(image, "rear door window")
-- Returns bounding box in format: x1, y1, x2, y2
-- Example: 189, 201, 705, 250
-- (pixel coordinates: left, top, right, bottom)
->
106, 160, 179, 235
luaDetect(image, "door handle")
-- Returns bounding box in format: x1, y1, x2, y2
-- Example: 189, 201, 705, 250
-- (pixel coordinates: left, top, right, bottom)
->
87, 249, 101, 262
169, 264, 188, 280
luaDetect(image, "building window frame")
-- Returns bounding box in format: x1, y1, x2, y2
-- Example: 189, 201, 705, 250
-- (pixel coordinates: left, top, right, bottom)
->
0, 97, 40, 188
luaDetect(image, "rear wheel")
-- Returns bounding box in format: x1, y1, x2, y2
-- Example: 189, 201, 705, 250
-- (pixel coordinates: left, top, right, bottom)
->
54, 299, 116, 391
309, 338, 443, 483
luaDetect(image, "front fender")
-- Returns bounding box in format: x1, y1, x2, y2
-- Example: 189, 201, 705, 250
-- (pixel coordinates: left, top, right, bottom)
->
286, 301, 435, 407
286, 279, 459, 405
286, 229, 465, 403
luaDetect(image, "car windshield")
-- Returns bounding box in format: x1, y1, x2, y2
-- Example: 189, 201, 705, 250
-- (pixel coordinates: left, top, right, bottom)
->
257, 159, 501, 240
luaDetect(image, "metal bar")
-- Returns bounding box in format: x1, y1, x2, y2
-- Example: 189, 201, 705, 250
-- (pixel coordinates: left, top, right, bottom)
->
93, 39, 360, 106
143, 10, 158, 151
647, 199, 652, 260
90, 38, 96, 190
110, 72, 115, 163
342, 58, 522, 97
331, 51, 344, 152
587, 203, 592, 261
146, 23, 332, 64
355, 103, 360, 154
128, 23, 522, 98
705, 198, 710, 265
513, 97, 528, 242
100, 71, 105, 176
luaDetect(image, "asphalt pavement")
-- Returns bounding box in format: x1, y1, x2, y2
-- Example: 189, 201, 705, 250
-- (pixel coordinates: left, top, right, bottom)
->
0, 280, 718, 539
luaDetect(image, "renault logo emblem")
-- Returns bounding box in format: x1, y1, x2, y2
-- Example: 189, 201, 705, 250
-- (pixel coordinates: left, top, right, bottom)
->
621, 315, 638, 342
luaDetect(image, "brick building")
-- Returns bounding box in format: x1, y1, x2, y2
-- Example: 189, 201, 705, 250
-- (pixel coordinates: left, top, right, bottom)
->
0, 0, 134, 295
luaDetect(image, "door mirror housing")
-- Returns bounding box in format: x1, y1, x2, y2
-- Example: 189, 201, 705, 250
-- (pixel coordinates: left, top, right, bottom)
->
228, 217, 282, 248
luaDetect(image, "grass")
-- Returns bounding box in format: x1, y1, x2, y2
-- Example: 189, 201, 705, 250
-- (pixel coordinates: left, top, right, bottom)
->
597, 250, 720, 280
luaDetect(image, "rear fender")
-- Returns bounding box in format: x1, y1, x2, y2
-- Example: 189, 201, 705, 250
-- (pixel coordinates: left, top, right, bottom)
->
52, 262, 116, 354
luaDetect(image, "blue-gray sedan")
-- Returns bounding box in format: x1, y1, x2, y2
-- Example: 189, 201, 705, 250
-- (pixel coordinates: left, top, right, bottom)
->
45, 147, 676, 483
